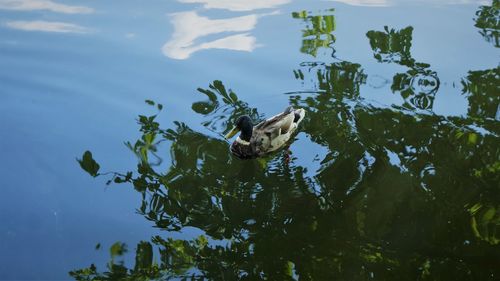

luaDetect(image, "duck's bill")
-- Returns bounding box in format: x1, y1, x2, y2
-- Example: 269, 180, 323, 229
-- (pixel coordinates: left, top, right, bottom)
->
225, 127, 239, 139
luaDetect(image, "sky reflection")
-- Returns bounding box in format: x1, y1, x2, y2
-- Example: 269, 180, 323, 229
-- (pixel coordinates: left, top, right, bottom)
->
5, 20, 91, 33
162, 11, 260, 60
0, 0, 93, 14
0, 0, 498, 279
178, 0, 291, 11
162, 0, 288, 59
0, 0, 94, 34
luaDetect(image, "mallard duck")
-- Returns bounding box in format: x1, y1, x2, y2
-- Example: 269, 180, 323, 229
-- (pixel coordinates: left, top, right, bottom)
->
225, 106, 306, 159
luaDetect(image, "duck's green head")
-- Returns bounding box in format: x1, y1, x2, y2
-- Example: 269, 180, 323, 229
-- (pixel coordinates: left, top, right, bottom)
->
225, 115, 253, 141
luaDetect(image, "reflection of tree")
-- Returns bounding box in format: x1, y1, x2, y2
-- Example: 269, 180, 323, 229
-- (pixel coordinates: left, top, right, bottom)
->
73, 75, 500, 279
461, 67, 500, 120
468, 203, 500, 246
192, 80, 262, 135
366, 26, 440, 110
474, 0, 500, 48
72, 11, 500, 280
294, 61, 367, 100
367, 26, 414, 66
292, 9, 336, 57
391, 63, 439, 110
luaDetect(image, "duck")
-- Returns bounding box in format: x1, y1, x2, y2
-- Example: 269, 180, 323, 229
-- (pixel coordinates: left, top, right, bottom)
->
224, 106, 306, 159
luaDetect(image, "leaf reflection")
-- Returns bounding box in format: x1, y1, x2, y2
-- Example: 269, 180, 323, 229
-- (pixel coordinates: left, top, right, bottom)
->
292, 9, 336, 57
461, 67, 500, 121
72, 8, 500, 281
366, 26, 440, 110
192, 80, 263, 135
474, 0, 500, 48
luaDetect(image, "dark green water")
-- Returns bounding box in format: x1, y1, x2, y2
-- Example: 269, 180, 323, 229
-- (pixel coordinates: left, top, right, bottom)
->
0, 0, 499, 280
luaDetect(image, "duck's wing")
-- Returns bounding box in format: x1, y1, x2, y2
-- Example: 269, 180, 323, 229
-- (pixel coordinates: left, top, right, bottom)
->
254, 111, 295, 138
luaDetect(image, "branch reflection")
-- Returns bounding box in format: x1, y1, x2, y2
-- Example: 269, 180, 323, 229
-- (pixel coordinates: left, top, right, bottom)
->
72, 7, 500, 281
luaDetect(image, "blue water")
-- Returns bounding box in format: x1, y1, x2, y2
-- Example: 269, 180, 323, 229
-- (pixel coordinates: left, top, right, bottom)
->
0, 0, 498, 280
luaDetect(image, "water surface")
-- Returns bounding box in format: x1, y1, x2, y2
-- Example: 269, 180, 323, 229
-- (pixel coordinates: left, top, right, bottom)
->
0, 0, 499, 280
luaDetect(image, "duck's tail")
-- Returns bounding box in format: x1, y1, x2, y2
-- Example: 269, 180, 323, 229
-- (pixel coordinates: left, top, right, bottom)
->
293, 108, 306, 124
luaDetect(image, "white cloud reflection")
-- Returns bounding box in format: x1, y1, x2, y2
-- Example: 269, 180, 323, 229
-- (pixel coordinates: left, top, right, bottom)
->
162, 11, 261, 59
0, 0, 93, 14
178, 0, 290, 11
5, 20, 90, 33
163, 0, 290, 59
327, 0, 388, 6
0, 1, 94, 35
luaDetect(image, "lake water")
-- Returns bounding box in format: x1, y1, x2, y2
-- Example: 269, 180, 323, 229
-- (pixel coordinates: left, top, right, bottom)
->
0, 0, 499, 280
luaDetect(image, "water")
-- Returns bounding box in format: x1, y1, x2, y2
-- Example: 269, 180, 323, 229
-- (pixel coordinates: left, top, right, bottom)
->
0, 0, 499, 280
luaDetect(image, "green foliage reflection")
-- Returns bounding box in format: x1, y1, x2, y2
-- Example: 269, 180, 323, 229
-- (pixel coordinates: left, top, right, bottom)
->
474, 0, 500, 48
292, 9, 336, 57
366, 26, 439, 110
192, 80, 262, 136
468, 203, 500, 245
72, 10, 500, 281
461, 67, 500, 121
73, 76, 500, 280
367, 26, 414, 66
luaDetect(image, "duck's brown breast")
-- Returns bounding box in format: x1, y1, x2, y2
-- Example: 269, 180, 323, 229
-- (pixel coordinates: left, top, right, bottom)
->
230, 142, 258, 159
